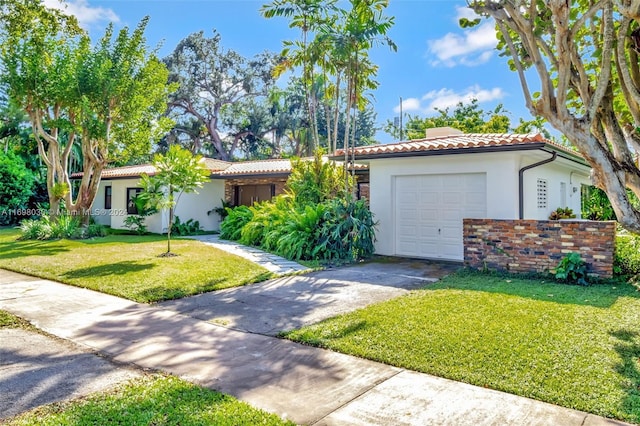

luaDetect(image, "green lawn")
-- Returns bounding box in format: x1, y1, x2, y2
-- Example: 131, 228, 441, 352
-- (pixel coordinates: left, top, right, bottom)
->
0, 309, 32, 329
6, 374, 294, 426
0, 228, 271, 302
285, 271, 640, 423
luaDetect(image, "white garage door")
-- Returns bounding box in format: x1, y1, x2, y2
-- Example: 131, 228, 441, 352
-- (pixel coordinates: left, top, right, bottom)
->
395, 173, 487, 261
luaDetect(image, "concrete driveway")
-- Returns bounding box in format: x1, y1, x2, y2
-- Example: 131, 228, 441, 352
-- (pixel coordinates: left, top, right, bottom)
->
160, 259, 460, 335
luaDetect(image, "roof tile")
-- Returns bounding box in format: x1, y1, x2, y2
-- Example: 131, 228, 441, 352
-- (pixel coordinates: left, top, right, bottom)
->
334, 133, 578, 158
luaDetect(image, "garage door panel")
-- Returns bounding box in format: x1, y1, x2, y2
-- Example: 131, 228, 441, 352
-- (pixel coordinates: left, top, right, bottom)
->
395, 173, 486, 260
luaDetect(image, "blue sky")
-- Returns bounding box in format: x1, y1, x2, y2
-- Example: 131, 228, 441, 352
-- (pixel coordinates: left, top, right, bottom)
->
43, 0, 533, 143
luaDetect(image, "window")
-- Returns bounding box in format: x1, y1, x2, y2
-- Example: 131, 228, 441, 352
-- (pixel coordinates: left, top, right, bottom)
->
537, 179, 548, 209
104, 186, 112, 210
560, 182, 567, 207
126, 188, 143, 214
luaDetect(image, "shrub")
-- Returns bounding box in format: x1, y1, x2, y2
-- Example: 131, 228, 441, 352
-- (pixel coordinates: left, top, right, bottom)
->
171, 216, 202, 236
18, 217, 51, 240
18, 214, 88, 240
548, 207, 576, 220
124, 215, 148, 235
50, 214, 80, 239
615, 230, 640, 275
315, 198, 376, 261
555, 252, 588, 286
274, 203, 325, 260
220, 205, 253, 240
83, 223, 108, 238
0, 149, 34, 225
286, 149, 353, 205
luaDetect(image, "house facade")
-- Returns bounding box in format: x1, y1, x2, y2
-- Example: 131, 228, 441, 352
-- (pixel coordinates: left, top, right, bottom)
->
333, 129, 591, 261
90, 130, 591, 261
89, 157, 369, 235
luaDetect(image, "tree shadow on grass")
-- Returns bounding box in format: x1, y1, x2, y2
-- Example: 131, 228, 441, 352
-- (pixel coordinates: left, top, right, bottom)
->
0, 240, 70, 260
427, 270, 640, 309
62, 261, 155, 279
610, 329, 640, 424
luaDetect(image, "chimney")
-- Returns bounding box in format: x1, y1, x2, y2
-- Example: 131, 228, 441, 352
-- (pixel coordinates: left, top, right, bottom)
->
424, 127, 463, 138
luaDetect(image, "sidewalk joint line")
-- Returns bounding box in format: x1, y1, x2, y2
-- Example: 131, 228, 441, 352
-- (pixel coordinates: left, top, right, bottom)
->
308, 368, 404, 425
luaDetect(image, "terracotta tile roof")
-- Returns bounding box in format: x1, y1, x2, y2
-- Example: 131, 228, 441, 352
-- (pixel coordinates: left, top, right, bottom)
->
96, 164, 158, 179
76, 156, 368, 180
334, 133, 583, 159
95, 157, 231, 179
217, 159, 293, 176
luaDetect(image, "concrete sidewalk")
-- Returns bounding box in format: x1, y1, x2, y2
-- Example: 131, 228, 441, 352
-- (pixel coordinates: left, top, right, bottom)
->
0, 270, 622, 425
0, 269, 630, 425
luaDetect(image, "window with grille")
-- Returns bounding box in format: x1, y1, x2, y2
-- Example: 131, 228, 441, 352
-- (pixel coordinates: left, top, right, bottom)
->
537, 179, 548, 209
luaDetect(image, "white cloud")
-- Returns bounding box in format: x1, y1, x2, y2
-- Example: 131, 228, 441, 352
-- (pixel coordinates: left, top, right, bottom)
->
396, 85, 505, 115
455, 5, 480, 21
43, 0, 119, 28
426, 6, 497, 68
393, 97, 421, 114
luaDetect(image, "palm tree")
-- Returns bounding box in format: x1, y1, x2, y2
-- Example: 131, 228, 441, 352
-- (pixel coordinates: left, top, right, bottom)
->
261, 0, 337, 153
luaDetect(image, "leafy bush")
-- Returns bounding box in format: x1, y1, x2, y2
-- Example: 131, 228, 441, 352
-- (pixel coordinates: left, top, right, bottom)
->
0, 149, 34, 225
220, 205, 253, 240
18, 214, 87, 240
219, 151, 376, 264
548, 207, 576, 220
615, 229, 640, 275
274, 203, 325, 260
171, 216, 202, 236
286, 149, 353, 204
83, 223, 108, 238
50, 214, 80, 239
315, 198, 376, 261
555, 252, 588, 286
124, 215, 148, 235
18, 217, 52, 240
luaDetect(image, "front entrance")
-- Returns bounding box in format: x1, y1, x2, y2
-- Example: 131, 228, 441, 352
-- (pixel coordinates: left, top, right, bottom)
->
235, 184, 275, 206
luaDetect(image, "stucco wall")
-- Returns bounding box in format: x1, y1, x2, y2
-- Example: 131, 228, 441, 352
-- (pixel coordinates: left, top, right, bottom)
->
368, 151, 521, 256
97, 178, 224, 233
174, 180, 225, 231
367, 150, 591, 257
91, 183, 111, 226
463, 219, 615, 278
520, 155, 591, 220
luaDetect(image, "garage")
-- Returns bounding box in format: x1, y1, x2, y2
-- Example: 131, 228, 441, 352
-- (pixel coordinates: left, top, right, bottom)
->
394, 173, 487, 260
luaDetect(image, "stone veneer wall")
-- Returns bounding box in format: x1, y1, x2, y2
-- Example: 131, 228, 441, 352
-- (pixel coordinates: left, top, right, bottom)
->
463, 219, 615, 278
224, 177, 288, 205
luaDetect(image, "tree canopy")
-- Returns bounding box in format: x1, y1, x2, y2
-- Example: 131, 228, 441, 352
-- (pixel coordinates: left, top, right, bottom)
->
163, 30, 278, 161
467, 0, 640, 232
0, 1, 173, 223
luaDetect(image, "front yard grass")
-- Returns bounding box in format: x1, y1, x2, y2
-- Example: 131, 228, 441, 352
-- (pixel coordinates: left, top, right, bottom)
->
0, 228, 272, 303
284, 271, 640, 423
6, 374, 294, 426
0, 309, 32, 329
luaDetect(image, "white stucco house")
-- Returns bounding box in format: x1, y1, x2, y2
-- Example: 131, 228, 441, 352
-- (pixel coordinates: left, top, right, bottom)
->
332, 128, 591, 261
88, 128, 591, 262
88, 158, 295, 234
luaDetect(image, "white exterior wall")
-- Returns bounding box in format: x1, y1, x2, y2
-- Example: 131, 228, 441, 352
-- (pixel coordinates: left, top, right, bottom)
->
368, 151, 521, 256
106, 178, 165, 233
91, 183, 111, 226
521, 155, 591, 219
367, 150, 592, 257
95, 178, 225, 234
173, 180, 225, 231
